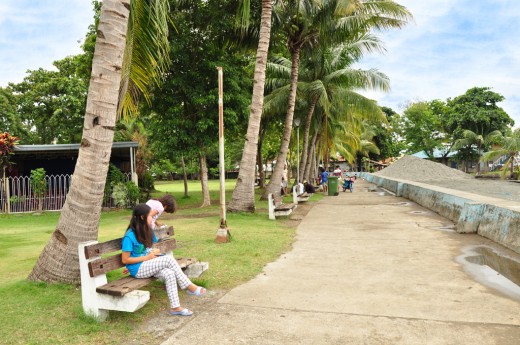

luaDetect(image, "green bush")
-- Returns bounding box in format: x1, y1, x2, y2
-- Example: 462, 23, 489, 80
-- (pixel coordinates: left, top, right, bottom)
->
126, 181, 140, 205
31, 168, 47, 211
111, 183, 128, 208
111, 181, 140, 208
104, 164, 127, 204
30, 168, 47, 198
9, 195, 26, 204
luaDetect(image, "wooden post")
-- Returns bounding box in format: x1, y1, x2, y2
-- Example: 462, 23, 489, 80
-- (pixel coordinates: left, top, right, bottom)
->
216, 67, 230, 243
3, 167, 10, 214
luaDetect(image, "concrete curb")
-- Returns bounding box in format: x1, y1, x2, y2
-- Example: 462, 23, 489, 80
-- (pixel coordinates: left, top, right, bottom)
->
362, 173, 520, 254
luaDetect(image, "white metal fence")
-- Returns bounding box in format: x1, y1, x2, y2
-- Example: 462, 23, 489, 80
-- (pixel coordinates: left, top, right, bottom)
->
0, 173, 132, 214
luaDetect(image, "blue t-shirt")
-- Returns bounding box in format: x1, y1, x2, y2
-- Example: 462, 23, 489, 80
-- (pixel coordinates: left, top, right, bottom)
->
121, 229, 158, 277
321, 171, 329, 183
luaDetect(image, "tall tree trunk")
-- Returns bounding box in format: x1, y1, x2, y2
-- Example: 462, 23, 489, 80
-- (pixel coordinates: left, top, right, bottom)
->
298, 96, 318, 182
316, 134, 323, 174
199, 153, 211, 207
2, 167, 9, 214
257, 126, 266, 188
325, 147, 330, 173
228, 0, 273, 212
307, 142, 315, 183
310, 142, 317, 182
476, 145, 482, 175
28, 0, 130, 283
181, 155, 189, 198
262, 47, 302, 200
304, 130, 318, 181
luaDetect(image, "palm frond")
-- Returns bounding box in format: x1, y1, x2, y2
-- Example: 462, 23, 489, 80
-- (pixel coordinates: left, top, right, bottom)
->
118, 0, 171, 120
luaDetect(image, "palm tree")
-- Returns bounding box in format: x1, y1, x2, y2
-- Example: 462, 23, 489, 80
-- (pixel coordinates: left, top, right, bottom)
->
29, 0, 171, 283
265, 40, 389, 182
453, 129, 489, 174
228, 0, 274, 212
262, 0, 412, 200
481, 129, 520, 179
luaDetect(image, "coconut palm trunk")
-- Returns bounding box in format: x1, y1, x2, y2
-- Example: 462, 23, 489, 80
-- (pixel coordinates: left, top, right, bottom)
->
262, 47, 302, 200
28, 0, 130, 283
316, 133, 323, 173
308, 141, 317, 182
228, 0, 273, 212
304, 130, 318, 180
298, 96, 318, 182
199, 153, 211, 207
257, 125, 267, 188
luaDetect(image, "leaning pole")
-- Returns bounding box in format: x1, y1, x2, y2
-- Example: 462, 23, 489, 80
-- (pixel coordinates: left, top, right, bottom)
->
215, 67, 230, 243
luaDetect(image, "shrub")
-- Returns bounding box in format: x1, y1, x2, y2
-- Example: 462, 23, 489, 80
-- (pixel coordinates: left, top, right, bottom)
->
104, 164, 127, 204
111, 181, 140, 208
111, 183, 128, 208
0, 132, 20, 171
125, 181, 140, 206
30, 168, 47, 212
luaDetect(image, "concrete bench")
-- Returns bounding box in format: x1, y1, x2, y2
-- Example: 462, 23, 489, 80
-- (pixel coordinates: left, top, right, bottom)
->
292, 185, 312, 203
268, 193, 297, 220
78, 226, 208, 321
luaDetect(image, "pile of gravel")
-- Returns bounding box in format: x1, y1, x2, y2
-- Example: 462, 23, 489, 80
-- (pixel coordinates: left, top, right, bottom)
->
374, 155, 473, 182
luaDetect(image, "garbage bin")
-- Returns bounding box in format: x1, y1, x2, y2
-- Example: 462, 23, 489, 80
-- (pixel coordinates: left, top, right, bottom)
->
327, 176, 339, 196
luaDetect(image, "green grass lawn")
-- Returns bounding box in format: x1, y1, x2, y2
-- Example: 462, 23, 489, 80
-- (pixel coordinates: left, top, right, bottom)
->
0, 179, 310, 344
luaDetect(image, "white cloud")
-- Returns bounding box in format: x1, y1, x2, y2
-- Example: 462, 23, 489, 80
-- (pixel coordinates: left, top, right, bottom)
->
357, 0, 520, 128
1, 0, 519, 128
0, 0, 94, 86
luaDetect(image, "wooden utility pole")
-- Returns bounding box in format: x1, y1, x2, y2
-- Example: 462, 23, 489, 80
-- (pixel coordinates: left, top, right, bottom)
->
215, 67, 230, 243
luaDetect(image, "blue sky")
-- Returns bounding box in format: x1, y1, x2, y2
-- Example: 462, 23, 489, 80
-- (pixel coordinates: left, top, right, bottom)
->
1, 1, 519, 127
357, 0, 520, 127
0, 0, 93, 86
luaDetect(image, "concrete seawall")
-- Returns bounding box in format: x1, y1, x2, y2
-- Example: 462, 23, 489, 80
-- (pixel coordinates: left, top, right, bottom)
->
362, 173, 520, 254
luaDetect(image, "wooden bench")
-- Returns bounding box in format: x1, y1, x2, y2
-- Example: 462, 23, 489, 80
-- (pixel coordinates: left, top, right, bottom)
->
292, 185, 311, 203
268, 193, 297, 220
78, 226, 205, 321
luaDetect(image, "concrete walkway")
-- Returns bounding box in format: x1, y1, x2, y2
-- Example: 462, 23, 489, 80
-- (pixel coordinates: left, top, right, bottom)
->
162, 179, 520, 345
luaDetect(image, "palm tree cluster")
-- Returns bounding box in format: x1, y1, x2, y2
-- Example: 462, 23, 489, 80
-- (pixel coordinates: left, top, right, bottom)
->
230, 0, 412, 209
453, 128, 519, 179
481, 129, 520, 179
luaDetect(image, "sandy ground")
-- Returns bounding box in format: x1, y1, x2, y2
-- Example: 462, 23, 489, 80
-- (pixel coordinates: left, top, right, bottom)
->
374, 155, 520, 202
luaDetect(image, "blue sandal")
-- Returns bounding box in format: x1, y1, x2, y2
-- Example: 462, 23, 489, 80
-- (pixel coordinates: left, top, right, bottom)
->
187, 286, 206, 296
169, 308, 193, 316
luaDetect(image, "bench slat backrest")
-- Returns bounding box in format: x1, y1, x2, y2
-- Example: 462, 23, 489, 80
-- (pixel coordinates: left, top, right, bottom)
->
87, 238, 177, 277
84, 226, 174, 259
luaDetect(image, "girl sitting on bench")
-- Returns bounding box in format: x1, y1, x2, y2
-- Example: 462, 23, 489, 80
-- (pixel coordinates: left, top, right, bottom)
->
121, 203, 206, 317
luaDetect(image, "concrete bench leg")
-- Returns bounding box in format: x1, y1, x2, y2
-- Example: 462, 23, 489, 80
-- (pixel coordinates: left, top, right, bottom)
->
78, 241, 110, 321
79, 241, 152, 321
268, 194, 276, 220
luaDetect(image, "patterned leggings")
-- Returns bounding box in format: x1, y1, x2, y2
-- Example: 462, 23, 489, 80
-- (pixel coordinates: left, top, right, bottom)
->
136, 255, 192, 309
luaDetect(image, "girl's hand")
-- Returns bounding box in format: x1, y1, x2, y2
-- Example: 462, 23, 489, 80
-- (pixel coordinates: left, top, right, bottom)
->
146, 248, 161, 260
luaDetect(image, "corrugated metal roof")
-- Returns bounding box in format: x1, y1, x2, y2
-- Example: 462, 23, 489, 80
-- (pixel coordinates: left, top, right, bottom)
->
13, 141, 138, 153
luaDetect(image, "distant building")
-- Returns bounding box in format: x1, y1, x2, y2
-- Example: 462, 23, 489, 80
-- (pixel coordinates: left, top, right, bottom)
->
9, 141, 138, 178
